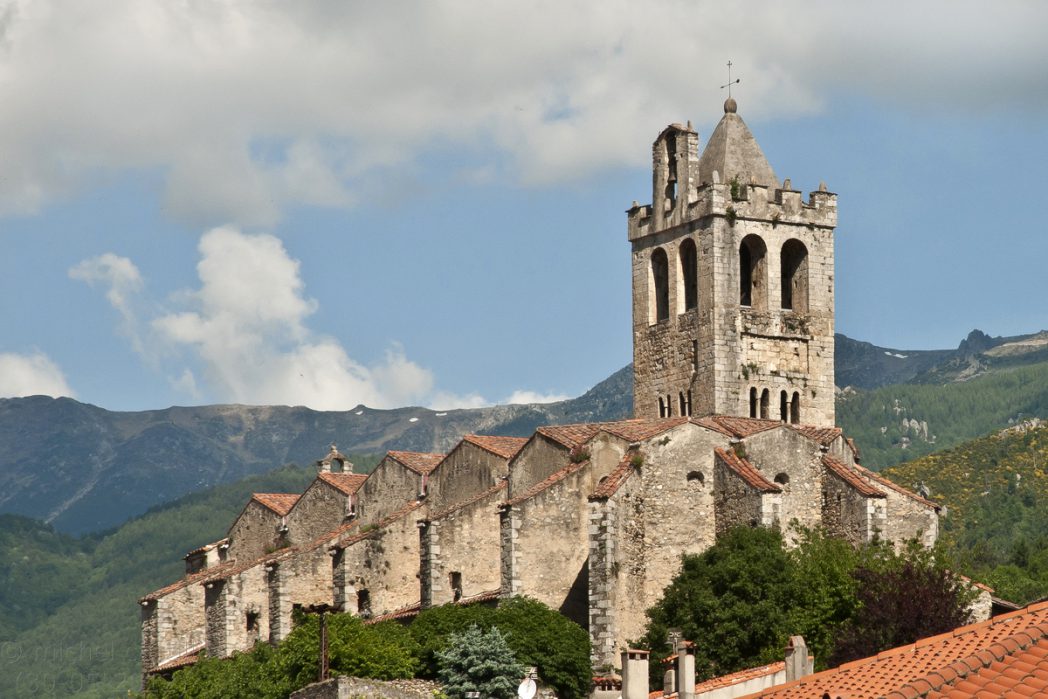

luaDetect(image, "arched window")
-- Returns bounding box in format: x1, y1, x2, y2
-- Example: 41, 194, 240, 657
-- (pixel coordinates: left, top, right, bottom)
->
651, 248, 670, 323
760, 388, 770, 419
687, 470, 705, 486
774, 473, 790, 488
791, 392, 800, 424
780, 239, 809, 312
780, 391, 788, 422
658, 395, 667, 418
749, 387, 758, 418
739, 235, 768, 308
678, 238, 698, 312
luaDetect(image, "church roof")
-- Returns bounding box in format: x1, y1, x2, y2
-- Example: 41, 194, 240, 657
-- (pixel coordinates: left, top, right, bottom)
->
822, 455, 885, 498
714, 447, 781, 493
250, 492, 300, 516
316, 471, 368, 495
696, 100, 778, 188
461, 434, 529, 459
386, 450, 445, 474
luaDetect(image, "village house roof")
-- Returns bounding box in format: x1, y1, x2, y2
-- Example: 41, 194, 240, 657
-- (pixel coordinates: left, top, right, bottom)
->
250, 492, 301, 516
316, 471, 368, 495
739, 600, 1048, 699
648, 662, 787, 699
183, 537, 228, 559
386, 450, 445, 475
715, 447, 781, 493
150, 643, 206, 675
461, 434, 528, 459
822, 455, 886, 498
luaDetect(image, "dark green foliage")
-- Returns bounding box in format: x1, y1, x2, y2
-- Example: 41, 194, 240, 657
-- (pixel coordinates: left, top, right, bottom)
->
408, 597, 591, 699
145, 613, 418, 699
436, 625, 524, 699
640, 527, 971, 685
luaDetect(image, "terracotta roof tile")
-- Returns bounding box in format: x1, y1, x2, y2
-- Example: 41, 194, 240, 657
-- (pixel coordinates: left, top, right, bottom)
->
790, 424, 843, 445
251, 492, 301, 516
535, 417, 688, 449
427, 481, 507, 522
503, 458, 590, 507
140, 566, 221, 602
822, 456, 885, 498
739, 600, 1048, 699
851, 463, 939, 510
387, 450, 445, 475
715, 447, 781, 493
589, 450, 640, 501
650, 662, 784, 699
693, 415, 781, 438
462, 434, 528, 459
317, 471, 368, 495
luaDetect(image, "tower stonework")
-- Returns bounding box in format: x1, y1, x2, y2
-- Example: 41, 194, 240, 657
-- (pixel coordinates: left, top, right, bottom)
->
629, 100, 838, 427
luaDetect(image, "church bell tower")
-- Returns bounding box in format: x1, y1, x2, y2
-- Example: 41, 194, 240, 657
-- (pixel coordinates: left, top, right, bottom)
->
628, 99, 838, 427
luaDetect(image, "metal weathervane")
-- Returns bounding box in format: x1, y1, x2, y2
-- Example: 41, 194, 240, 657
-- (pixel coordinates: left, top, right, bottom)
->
721, 60, 740, 97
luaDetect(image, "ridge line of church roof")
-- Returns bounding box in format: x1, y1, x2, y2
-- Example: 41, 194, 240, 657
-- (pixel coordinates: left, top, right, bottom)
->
461, 434, 529, 459
822, 455, 885, 498
315, 471, 368, 495
386, 450, 445, 474
250, 492, 301, 516
714, 447, 780, 492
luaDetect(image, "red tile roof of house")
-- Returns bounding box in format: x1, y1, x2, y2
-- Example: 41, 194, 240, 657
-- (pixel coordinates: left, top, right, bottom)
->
852, 462, 940, 511
387, 450, 445, 474
317, 471, 368, 495
462, 434, 529, 459
251, 492, 301, 516
427, 481, 507, 522
650, 662, 785, 699
715, 447, 781, 493
822, 456, 886, 498
589, 450, 640, 501
740, 600, 1048, 699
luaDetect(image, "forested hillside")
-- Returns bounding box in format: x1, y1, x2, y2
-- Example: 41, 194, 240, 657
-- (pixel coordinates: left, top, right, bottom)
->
0, 459, 376, 699
837, 361, 1048, 469
882, 420, 1048, 604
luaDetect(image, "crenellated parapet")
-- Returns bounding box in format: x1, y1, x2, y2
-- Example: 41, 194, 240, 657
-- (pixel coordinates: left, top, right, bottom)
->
628, 180, 837, 242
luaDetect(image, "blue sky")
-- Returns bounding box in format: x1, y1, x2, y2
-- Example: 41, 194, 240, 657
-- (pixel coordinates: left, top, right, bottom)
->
1, 1, 1047, 411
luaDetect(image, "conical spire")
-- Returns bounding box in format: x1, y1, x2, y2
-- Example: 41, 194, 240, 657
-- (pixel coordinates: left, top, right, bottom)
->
696, 101, 778, 188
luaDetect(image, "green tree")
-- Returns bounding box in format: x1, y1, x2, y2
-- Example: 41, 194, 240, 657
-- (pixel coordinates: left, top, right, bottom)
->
436, 625, 525, 699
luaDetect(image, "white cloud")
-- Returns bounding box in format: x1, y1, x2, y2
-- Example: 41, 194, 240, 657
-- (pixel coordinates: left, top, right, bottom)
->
143, 226, 440, 410
1, 1, 1045, 223
68, 252, 145, 353
505, 390, 571, 405
0, 351, 75, 398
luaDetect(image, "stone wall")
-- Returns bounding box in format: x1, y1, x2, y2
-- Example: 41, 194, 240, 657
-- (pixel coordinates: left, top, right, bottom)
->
290, 676, 440, 699
204, 564, 270, 657
714, 452, 766, 535
421, 485, 503, 607
269, 547, 336, 642
227, 500, 284, 563
334, 506, 423, 617
426, 441, 506, 513
742, 428, 825, 540
147, 584, 205, 671
507, 434, 571, 497
857, 468, 939, 548
357, 459, 420, 524
287, 480, 350, 547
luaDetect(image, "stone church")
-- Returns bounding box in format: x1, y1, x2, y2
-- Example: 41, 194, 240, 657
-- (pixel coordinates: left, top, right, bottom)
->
140, 99, 939, 681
